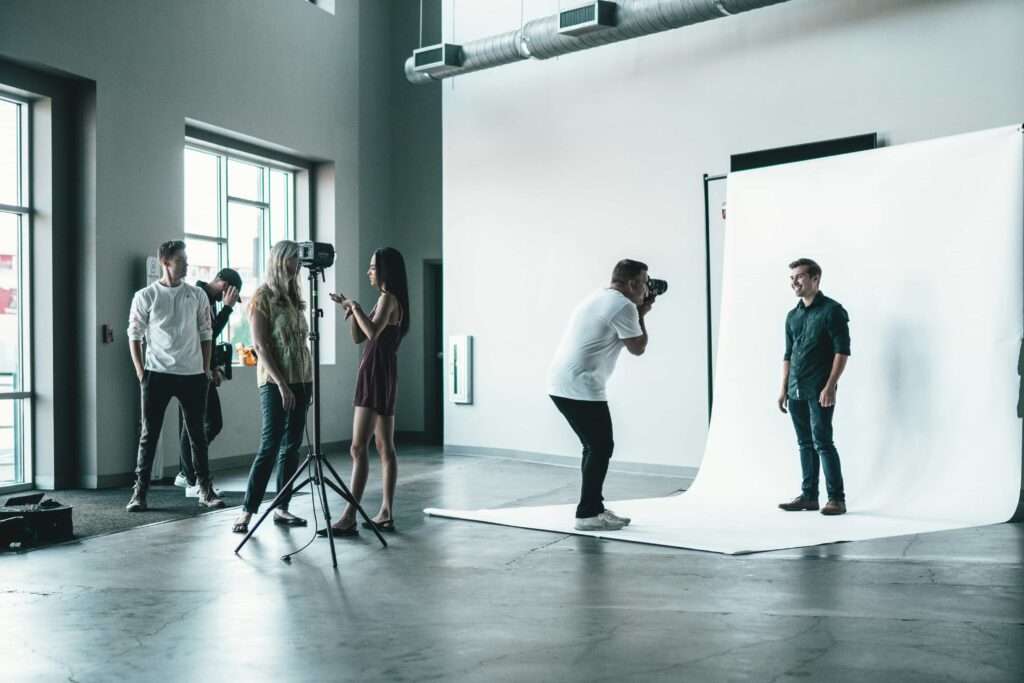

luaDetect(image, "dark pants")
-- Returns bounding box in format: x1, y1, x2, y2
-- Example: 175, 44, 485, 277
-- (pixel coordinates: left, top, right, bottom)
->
789, 398, 845, 502
243, 382, 312, 514
135, 371, 210, 490
178, 382, 223, 485
551, 395, 614, 519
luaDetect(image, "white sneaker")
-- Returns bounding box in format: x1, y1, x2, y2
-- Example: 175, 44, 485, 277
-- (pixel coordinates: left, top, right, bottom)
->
173, 472, 189, 488
603, 508, 631, 526
185, 483, 222, 499
574, 511, 626, 531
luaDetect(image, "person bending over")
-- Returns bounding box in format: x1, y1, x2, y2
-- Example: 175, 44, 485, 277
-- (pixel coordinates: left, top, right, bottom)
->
175, 268, 241, 498
323, 247, 410, 536
777, 258, 851, 516
126, 240, 224, 511
549, 259, 655, 531
232, 241, 313, 533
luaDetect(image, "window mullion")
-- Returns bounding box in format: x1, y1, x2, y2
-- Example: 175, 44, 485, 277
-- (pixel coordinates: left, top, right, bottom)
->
219, 152, 229, 271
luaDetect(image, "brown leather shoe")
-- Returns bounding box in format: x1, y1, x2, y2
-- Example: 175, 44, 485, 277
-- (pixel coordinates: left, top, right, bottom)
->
778, 496, 819, 511
821, 499, 846, 515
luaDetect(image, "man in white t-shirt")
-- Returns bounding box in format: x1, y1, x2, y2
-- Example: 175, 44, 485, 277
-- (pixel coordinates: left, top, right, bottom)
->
125, 240, 224, 512
548, 259, 654, 531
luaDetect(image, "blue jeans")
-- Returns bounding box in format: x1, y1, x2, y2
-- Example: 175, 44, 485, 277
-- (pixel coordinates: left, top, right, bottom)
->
788, 399, 845, 502
242, 383, 312, 514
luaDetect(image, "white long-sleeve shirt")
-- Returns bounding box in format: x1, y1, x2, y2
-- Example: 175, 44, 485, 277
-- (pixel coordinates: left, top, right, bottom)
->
127, 281, 212, 374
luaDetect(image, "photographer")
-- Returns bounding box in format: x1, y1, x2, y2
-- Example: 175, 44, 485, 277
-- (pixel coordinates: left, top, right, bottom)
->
548, 259, 656, 531
174, 268, 242, 498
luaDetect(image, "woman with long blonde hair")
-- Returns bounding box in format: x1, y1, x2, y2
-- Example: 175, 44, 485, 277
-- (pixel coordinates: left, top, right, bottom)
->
232, 240, 313, 533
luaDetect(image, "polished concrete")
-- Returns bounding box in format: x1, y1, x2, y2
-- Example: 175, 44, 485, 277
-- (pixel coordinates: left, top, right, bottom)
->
2, 447, 1022, 682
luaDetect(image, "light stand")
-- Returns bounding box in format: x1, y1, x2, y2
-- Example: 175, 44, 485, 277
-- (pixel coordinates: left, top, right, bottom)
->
236, 264, 387, 567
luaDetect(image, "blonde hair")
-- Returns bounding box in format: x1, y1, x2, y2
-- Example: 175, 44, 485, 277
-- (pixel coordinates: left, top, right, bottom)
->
250, 240, 305, 312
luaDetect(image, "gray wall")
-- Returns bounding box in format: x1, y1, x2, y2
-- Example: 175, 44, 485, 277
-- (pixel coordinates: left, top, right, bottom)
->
390, 0, 443, 436
0, 0, 440, 486
442, 0, 1024, 468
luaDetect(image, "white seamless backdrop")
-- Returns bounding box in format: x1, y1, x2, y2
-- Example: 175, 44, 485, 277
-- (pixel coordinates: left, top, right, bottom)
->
429, 125, 1024, 553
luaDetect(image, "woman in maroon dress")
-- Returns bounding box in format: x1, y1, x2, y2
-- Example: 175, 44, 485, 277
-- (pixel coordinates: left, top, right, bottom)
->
325, 247, 409, 534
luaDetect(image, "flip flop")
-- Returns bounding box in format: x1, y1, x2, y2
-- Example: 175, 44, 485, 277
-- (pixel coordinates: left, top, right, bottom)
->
316, 524, 359, 538
232, 521, 249, 534
273, 514, 308, 527
362, 519, 395, 532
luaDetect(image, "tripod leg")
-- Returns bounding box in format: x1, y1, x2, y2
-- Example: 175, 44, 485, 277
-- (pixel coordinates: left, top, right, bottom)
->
320, 458, 388, 548
235, 454, 314, 555
312, 452, 338, 567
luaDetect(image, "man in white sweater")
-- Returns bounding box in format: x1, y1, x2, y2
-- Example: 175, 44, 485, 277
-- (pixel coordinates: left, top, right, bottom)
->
126, 240, 224, 511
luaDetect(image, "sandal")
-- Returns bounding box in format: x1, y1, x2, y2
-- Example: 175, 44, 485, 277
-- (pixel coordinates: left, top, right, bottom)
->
273, 512, 308, 527
362, 519, 395, 532
317, 523, 359, 538
232, 518, 250, 534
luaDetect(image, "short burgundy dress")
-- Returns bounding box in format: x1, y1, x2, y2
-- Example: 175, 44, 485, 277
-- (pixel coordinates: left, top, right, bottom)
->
353, 321, 402, 416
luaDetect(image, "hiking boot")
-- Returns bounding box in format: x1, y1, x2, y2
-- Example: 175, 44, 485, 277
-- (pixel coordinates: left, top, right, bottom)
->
821, 499, 847, 516
778, 495, 819, 512
126, 485, 148, 512
197, 481, 225, 509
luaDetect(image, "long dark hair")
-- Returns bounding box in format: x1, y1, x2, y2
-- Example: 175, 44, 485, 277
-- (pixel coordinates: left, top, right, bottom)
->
375, 247, 410, 338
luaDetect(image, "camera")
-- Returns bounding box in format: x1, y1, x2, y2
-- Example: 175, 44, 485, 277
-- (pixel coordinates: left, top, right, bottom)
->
646, 277, 668, 302
298, 241, 336, 270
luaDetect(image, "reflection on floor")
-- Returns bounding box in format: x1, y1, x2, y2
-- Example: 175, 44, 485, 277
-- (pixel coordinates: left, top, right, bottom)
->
2, 447, 1022, 682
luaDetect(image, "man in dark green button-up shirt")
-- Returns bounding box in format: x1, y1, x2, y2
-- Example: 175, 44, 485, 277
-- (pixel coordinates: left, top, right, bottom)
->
776, 258, 851, 516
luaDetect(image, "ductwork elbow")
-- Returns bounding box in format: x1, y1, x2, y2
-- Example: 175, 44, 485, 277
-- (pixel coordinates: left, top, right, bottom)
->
404, 57, 436, 85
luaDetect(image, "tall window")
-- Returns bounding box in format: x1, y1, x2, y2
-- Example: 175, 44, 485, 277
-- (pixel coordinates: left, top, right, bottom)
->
0, 94, 32, 488
184, 143, 296, 350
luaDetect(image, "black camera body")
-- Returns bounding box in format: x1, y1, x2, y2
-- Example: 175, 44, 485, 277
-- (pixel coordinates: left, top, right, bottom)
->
298, 241, 336, 270
647, 277, 668, 301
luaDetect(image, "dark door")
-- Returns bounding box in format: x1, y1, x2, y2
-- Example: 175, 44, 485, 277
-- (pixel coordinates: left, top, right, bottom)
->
423, 261, 443, 444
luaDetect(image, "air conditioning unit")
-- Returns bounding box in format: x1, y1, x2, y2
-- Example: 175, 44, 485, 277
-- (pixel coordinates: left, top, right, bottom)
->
558, 1, 617, 36
412, 43, 463, 77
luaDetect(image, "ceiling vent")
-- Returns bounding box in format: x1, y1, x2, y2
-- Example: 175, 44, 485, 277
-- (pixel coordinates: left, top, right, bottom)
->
405, 0, 793, 84
412, 43, 463, 77
558, 1, 617, 36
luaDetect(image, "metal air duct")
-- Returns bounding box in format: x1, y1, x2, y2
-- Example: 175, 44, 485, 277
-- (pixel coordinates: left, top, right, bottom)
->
405, 0, 792, 84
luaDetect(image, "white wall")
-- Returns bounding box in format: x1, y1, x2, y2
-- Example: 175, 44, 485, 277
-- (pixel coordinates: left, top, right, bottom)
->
0, 0, 405, 485
442, 0, 1024, 468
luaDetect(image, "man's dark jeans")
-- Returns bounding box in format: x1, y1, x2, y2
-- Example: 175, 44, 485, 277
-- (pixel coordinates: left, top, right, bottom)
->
550, 395, 614, 519
178, 383, 223, 486
243, 383, 312, 514
135, 371, 210, 490
789, 398, 845, 502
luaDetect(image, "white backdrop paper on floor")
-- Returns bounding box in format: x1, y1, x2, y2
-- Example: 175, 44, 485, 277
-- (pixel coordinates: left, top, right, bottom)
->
427, 125, 1024, 553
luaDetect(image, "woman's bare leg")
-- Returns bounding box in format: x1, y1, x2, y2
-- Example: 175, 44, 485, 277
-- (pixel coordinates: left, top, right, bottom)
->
373, 414, 398, 523
334, 407, 374, 529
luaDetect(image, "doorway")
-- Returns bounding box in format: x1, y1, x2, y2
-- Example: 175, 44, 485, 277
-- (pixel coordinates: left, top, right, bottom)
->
423, 260, 443, 444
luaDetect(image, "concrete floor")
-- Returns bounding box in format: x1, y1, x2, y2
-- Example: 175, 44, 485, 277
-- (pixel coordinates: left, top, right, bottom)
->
2, 447, 1023, 682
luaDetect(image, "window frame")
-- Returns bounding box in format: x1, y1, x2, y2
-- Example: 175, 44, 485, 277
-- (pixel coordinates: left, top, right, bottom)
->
0, 90, 34, 493
183, 137, 300, 354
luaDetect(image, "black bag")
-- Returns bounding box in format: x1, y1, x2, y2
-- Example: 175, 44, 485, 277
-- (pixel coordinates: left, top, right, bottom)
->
213, 342, 233, 381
